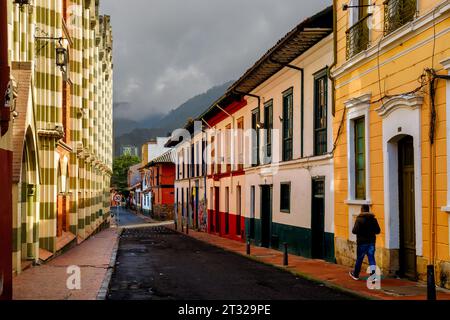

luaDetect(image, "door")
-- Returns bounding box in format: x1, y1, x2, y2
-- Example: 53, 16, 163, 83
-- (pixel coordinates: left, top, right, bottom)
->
398, 136, 416, 279
260, 185, 272, 248
225, 187, 229, 234
311, 178, 325, 259
214, 187, 220, 234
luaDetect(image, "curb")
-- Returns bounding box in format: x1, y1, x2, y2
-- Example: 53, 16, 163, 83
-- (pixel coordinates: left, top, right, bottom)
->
172, 227, 376, 301
96, 227, 123, 300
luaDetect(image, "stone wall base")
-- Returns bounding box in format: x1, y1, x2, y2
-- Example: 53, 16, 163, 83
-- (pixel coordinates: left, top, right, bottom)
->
335, 237, 450, 288
152, 204, 174, 221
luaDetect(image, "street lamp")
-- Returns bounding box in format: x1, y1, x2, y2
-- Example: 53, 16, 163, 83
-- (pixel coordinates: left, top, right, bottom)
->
56, 46, 68, 69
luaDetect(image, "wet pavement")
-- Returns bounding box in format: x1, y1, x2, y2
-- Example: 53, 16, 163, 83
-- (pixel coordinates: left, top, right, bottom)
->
107, 226, 358, 300
111, 207, 150, 227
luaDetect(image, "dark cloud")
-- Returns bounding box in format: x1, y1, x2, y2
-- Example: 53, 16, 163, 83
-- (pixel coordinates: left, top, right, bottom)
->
101, 0, 332, 120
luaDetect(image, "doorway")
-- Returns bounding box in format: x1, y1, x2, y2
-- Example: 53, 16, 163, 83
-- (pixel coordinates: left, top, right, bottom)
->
260, 185, 272, 248
311, 178, 325, 259
214, 187, 220, 234
225, 187, 229, 234
398, 135, 416, 279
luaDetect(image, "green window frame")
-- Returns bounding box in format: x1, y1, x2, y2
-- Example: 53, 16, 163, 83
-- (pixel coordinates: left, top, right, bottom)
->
282, 89, 293, 162
264, 100, 273, 163
314, 70, 328, 156
354, 117, 366, 200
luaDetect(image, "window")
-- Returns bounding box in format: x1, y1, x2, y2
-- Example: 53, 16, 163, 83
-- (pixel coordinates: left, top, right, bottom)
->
226, 124, 231, 173
354, 117, 366, 199
280, 183, 291, 213
210, 135, 215, 175
282, 89, 293, 161
264, 100, 273, 164
237, 117, 244, 171
346, 0, 371, 59
251, 108, 260, 166
314, 71, 328, 156
384, 0, 417, 35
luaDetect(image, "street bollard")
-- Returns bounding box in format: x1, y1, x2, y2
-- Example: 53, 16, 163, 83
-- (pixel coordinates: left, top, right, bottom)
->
283, 242, 288, 266
246, 241, 250, 255
427, 265, 437, 300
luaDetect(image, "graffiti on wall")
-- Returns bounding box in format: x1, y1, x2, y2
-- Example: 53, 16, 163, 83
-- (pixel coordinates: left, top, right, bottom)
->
198, 199, 207, 232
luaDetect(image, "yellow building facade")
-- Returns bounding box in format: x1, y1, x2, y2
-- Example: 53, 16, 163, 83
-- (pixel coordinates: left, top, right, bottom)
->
331, 0, 450, 287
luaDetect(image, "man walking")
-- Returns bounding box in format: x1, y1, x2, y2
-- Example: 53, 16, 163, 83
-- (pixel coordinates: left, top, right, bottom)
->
349, 204, 381, 280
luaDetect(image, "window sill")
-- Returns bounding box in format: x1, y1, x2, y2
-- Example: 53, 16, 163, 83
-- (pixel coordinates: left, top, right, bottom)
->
344, 199, 372, 206
280, 210, 290, 214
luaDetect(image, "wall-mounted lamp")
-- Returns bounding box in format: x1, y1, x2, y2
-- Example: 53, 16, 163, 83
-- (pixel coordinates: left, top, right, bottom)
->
56, 46, 68, 69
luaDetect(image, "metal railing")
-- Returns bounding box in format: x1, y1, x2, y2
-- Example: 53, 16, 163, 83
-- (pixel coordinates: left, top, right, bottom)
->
346, 14, 372, 59
384, 0, 417, 35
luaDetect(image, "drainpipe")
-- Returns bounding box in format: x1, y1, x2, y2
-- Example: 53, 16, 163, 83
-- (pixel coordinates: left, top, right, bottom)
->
329, 0, 338, 118
269, 58, 304, 158
0, 0, 12, 301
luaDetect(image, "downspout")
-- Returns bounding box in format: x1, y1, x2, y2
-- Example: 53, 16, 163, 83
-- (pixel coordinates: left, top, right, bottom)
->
329, 0, 338, 118
269, 58, 304, 158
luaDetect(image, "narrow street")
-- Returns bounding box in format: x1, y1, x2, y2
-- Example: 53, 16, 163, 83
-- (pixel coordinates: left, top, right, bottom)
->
107, 225, 358, 300
111, 206, 151, 227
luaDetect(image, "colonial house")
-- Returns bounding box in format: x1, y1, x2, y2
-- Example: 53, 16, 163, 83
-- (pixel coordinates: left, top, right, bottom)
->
168, 6, 336, 259
144, 150, 176, 220
6, 0, 113, 275
331, 0, 450, 287
167, 122, 207, 231
127, 163, 142, 211
139, 137, 171, 216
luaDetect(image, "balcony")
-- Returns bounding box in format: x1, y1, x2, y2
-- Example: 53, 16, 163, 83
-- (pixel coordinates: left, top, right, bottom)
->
384, 0, 417, 35
346, 14, 372, 60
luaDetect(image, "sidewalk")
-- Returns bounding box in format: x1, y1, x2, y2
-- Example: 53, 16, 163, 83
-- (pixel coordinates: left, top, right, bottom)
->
13, 227, 119, 300
174, 226, 450, 300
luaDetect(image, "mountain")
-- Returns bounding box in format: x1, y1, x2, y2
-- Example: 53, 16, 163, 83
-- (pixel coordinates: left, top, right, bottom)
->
149, 80, 234, 130
114, 80, 233, 158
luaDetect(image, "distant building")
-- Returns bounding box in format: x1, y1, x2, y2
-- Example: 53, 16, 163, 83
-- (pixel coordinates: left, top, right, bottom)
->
121, 145, 139, 157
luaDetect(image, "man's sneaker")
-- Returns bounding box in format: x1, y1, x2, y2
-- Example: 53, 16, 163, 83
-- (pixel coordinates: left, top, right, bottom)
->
349, 271, 359, 280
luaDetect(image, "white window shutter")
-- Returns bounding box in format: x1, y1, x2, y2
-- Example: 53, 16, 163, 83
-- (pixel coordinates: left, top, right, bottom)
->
348, 0, 359, 26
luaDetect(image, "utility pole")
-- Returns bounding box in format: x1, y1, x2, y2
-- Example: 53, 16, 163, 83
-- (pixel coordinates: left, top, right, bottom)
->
0, 0, 13, 301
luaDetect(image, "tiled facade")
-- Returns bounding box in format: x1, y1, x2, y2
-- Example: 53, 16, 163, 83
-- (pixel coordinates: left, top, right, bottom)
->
7, 0, 113, 274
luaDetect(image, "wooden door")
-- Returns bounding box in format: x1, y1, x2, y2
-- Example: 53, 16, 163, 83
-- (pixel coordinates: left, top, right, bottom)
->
260, 185, 272, 248
311, 178, 325, 259
398, 136, 416, 279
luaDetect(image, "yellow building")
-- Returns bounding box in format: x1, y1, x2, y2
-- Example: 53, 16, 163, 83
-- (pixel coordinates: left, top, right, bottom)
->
331, 0, 450, 287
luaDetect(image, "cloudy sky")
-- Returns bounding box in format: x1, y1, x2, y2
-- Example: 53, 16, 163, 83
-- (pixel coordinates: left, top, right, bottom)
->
100, 0, 331, 120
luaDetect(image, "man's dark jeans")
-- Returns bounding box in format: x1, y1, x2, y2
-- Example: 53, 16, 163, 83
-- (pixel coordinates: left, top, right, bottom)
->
354, 243, 376, 278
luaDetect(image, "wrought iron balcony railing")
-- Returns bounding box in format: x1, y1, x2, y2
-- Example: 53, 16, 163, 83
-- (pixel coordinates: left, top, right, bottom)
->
384, 0, 417, 35
346, 14, 372, 60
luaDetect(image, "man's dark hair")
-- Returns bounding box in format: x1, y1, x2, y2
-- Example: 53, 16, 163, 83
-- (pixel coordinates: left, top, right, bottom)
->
361, 204, 370, 213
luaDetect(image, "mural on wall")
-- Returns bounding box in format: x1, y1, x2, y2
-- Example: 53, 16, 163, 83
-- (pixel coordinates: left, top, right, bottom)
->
198, 199, 207, 232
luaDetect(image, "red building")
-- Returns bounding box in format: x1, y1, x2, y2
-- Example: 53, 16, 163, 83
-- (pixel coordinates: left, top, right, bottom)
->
201, 98, 248, 242
0, 0, 13, 300
145, 150, 175, 220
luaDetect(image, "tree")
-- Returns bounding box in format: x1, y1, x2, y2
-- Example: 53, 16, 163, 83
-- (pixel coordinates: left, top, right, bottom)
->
111, 154, 140, 196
